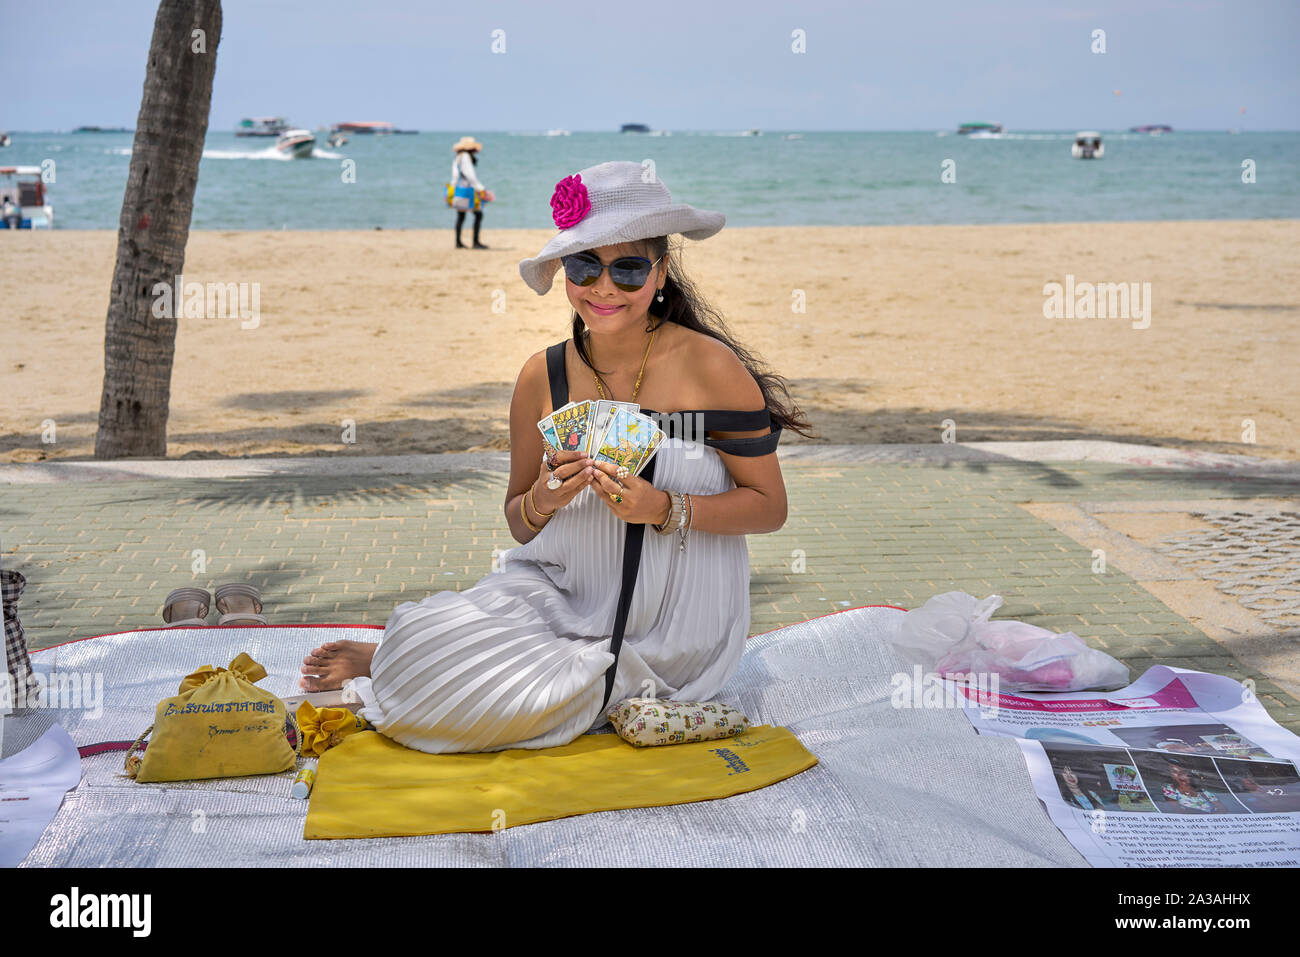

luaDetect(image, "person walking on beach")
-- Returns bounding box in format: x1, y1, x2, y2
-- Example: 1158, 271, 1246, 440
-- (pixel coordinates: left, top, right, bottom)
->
449, 135, 490, 249
300, 160, 813, 754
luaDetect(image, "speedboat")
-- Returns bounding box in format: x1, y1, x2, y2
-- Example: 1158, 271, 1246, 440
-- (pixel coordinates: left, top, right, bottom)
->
326, 131, 349, 147
1071, 131, 1104, 159
236, 116, 289, 137
958, 121, 1005, 137
0, 165, 53, 228
0, 132, 10, 148
275, 129, 316, 158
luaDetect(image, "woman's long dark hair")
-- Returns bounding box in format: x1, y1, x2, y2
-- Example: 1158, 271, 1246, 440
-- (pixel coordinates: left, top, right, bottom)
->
569, 235, 815, 439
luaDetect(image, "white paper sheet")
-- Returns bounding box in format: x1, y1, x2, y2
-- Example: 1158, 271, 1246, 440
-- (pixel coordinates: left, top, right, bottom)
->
956, 665, 1300, 867
0, 724, 82, 867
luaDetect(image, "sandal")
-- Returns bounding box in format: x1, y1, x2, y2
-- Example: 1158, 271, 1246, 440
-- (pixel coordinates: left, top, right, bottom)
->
161, 587, 211, 627
213, 582, 267, 626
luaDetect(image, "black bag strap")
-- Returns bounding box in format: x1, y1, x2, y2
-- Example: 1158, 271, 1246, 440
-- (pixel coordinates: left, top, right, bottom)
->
544, 338, 647, 717
544, 340, 567, 414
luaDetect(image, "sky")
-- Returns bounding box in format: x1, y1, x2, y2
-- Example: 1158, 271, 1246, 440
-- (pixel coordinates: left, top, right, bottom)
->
3, 0, 1298, 131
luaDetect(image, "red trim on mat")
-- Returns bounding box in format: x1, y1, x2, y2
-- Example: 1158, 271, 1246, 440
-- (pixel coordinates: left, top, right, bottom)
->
34, 622, 385, 651
747, 603, 909, 638
34, 606, 908, 652
77, 740, 144, 758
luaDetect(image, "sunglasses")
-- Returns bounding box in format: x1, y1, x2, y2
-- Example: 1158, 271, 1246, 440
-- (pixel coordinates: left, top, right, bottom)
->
561, 253, 664, 291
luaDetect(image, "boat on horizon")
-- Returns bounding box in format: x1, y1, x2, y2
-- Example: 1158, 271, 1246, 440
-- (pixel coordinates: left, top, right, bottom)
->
0, 165, 53, 228
621, 123, 650, 133
0, 132, 9, 147
957, 121, 1005, 137
1072, 131, 1104, 159
236, 116, 289, 137
1130, 124, 1173, 135
275, 128, 316, 158
330, 121, 417, 136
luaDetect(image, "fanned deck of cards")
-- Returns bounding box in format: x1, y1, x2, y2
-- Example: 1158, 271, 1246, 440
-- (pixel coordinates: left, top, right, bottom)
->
537, 399, 665, 477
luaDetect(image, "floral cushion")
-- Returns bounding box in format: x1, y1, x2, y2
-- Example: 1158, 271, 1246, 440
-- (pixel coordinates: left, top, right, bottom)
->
606, 697, 749, 748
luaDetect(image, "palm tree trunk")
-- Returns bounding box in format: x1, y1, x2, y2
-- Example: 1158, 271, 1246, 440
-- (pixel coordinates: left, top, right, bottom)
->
95, 0, 222, 458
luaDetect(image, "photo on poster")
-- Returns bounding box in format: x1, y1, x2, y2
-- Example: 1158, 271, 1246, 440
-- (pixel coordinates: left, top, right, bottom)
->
1129, 750, 1250, 815
1110, 723, 1275, 761
1042, 743, 1157, 813
1212, 757, 1300, 814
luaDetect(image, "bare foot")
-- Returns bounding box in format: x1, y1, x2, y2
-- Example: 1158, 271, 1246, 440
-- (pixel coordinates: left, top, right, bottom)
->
299, 640, 377, 691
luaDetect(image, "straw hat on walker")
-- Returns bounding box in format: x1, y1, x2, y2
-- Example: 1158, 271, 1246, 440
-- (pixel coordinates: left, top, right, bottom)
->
452, 136, 483, 152
518, 161, 725, 296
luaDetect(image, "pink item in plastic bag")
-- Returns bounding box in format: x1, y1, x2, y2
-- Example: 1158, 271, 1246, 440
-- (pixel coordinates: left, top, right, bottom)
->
890, 591, 1130, 693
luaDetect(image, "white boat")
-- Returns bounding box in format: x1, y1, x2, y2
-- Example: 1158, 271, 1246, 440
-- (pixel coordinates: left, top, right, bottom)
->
544, 129, 570, 137
236, 116, 289, 137
0, 132, 10, 148
326, 131, 349, 147
0, 165, 53, 228
1071, 131, 1104, 159
275, 128, 316, 158
958, 121, 1005, 138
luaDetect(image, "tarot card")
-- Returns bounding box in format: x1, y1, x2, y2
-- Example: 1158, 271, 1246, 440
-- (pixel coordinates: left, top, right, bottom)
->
536, 414, 562, 454
633, 427, 666, 477
592, 399, 638, 447
592, 407, 659, 473
551, 399, 596, 456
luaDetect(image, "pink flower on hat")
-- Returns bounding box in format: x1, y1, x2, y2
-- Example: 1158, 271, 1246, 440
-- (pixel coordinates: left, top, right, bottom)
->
550, 174, 591, 229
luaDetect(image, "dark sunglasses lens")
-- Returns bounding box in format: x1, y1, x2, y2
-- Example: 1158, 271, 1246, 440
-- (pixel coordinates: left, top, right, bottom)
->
563, 256, 602, 286
609, 258, 652, 290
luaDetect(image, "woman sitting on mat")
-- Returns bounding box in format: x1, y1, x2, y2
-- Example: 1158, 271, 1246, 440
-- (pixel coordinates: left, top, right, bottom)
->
299, 161, 812, 753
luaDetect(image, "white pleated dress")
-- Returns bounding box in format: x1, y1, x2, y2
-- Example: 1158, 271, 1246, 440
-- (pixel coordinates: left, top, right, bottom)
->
347, 438, 743, 753
348, 339, 781, 754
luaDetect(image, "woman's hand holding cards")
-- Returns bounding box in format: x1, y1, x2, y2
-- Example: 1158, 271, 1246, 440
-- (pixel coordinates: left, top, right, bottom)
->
590, 460, 672, 526
532, 449, 595, 516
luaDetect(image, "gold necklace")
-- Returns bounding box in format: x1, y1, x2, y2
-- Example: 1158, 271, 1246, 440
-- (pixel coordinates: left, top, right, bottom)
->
590, 327, 657, 401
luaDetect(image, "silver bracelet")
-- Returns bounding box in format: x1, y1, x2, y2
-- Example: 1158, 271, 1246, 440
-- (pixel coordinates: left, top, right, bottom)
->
676, 492, 692, 553
654, 490, 685, 535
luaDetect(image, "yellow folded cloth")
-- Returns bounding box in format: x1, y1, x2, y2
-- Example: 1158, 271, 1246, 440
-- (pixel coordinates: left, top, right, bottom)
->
304, 725, 817, 839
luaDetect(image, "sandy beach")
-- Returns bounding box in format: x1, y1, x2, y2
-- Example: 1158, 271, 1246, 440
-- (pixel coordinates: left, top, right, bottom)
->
2, 220, 1297, 462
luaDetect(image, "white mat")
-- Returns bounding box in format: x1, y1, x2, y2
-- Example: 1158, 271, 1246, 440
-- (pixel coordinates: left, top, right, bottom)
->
16, 610, 1084, 866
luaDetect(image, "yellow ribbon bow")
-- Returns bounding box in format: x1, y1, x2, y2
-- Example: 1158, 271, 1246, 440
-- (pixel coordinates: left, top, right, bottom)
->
177, 652, 268, 693
296, 701, 370, 758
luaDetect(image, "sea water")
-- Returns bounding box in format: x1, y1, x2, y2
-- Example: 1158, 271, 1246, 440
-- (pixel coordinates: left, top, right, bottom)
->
5, 129, 1297, 230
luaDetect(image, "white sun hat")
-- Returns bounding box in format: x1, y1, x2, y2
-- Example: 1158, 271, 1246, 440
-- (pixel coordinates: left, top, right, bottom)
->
518, 161, 725, 295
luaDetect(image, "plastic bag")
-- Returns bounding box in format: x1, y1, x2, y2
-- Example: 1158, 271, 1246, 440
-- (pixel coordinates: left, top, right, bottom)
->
889, 591, 1130, 692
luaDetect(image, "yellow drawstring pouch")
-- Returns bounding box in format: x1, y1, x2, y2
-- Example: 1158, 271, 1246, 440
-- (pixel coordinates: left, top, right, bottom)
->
296, 701, 369, 758
126, 652, 296, 782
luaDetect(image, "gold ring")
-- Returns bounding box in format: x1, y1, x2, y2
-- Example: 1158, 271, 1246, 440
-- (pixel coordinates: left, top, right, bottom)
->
610, 493, 623, 504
